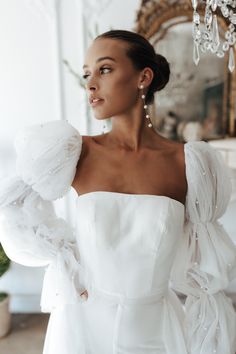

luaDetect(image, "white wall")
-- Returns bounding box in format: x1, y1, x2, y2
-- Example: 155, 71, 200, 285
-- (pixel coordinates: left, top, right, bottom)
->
0, 1, 55, 145
0, 0, 57, 312
0, 0, 86, 312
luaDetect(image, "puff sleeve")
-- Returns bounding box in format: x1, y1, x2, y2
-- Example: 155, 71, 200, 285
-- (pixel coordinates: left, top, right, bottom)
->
170, 141, 236, 354
0, 120, 87, 312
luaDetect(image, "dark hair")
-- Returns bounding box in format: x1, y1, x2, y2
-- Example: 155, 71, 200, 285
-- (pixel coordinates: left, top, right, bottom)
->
95, 30, 170, 104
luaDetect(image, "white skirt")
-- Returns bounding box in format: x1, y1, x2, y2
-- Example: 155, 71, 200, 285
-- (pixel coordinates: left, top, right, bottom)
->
43, 288, 188, 354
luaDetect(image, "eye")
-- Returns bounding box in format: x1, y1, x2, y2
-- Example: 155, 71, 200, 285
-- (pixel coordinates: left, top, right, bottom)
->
82, 67, 112, 80
82, 73, 90, 80
100, 67, 111, 74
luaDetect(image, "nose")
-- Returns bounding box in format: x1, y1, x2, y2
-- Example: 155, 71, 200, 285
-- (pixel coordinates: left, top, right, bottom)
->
86, 76, 98, 92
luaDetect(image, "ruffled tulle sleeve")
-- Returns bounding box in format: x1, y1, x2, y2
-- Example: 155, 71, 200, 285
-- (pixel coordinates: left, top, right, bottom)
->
170, 141, 236, 354
0, 120, 87, 312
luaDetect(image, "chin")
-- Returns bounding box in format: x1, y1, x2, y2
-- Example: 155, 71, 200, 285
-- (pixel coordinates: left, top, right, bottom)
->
93, 111, 112, 120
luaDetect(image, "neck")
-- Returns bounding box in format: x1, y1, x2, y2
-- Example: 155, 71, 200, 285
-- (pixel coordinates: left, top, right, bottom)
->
104, 104, 160, 152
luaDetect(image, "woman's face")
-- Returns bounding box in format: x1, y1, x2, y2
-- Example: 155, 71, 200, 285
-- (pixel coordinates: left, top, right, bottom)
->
83, 38, 142, 119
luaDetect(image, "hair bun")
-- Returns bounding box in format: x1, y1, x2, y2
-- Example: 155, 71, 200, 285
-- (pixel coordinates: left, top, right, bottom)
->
151, 53, 170, 92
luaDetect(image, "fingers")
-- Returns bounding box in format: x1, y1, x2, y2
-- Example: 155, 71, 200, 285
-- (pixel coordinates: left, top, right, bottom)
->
80, 289, 88, 300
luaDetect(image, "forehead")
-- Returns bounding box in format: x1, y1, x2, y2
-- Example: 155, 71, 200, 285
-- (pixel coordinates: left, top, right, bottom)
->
83, 38, 130, 67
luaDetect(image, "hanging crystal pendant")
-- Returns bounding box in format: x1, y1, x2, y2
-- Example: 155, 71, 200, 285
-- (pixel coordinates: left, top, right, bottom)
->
216, 50, 224, 58
228, 46, 235, 72
229, 11, 236, 24
228, 35, 236, 45
223, 42, 230, 51
192, 0, 198, 10
205, 7, 213, 26
193, 11, 200, 25
211, 15, 220, 52
225, 31, 231, 40
193, 42, 200, 65
229, 23, 235, 33
211, 0, 218, 11
221, 5, 229, 18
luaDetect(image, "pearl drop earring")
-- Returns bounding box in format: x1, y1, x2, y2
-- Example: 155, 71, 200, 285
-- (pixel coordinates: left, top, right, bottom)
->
139, 85, 152, 128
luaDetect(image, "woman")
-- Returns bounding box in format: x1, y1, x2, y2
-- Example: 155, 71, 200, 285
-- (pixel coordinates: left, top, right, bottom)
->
0, 30, 236, 354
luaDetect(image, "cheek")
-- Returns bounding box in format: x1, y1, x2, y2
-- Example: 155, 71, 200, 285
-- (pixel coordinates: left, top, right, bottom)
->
114, 74, 135, 91
92, 74, 139, 119
108, 75, 138, 105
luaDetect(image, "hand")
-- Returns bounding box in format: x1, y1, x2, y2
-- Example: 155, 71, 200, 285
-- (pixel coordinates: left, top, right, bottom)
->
80, 290, 88, 300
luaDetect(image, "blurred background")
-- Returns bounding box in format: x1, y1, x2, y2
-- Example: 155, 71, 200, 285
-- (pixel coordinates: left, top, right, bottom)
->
0, 0, 235, 353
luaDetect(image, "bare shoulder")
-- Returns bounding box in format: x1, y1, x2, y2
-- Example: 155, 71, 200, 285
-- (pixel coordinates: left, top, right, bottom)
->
169, 140, 185, 164
152, 137, 187, 203
168, 140, 187, 197
163, 139, 186, 175
78, 134, 93, 158
80, 133, 105, 146
72, 134, 104, 191
153, 135, 185, 162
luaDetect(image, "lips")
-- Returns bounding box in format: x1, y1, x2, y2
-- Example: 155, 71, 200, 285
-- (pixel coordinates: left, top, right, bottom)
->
89, 95, 103, 103
89, 96, 104, 107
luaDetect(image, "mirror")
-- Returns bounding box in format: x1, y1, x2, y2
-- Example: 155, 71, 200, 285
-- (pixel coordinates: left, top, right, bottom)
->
135, 0, 236, 141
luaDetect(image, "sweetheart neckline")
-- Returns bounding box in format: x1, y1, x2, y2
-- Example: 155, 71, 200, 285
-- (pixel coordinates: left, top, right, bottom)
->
76, 190, 185, 209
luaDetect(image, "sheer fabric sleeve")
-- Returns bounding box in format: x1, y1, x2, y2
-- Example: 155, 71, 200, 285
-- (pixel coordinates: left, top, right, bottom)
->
170, 141, 236, 354
0, 120, 87, 312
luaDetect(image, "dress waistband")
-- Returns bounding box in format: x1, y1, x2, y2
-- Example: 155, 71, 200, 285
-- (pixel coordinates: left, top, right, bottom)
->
89, 286, 168, 306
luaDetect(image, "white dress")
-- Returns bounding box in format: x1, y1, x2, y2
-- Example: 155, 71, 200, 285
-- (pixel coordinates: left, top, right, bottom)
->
0, 120, 236, 354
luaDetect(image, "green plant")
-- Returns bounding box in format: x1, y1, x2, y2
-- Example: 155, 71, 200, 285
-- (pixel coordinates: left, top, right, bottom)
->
63, 59, 86, 89
0, 243, 10, 301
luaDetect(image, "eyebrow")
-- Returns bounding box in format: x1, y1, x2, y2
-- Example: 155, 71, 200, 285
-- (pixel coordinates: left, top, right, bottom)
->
83, 56, 117, 69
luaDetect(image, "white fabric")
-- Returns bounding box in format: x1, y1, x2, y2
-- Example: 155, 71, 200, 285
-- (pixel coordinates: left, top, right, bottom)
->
15, 120, 82, 200
73, 192, 187, 354
0, 120, 235, 354
171, 141, 236, 354
0, 121, 86, 312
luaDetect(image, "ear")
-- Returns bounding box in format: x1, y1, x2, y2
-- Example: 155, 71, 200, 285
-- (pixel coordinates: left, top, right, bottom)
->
138, 67, 154, 89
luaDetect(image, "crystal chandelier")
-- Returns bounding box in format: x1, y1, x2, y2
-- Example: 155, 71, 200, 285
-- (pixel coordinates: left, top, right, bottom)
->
192, 0, 236, 72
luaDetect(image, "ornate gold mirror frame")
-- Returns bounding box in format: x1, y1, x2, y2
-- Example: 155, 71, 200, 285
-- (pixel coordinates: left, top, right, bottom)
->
134, 0, 236, 137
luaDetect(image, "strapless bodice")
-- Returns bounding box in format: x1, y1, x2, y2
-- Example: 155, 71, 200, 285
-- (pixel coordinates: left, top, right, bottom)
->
76, 191, 185, 298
